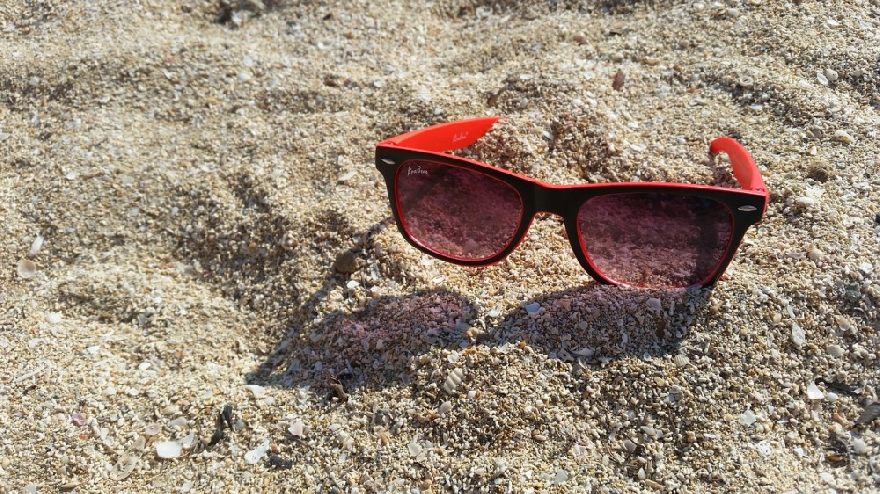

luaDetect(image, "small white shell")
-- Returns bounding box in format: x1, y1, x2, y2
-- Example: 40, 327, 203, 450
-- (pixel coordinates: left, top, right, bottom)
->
288, 420, 305, 437
244, 439, 270, 465
805, 383, 824, 400
17, 259, 37, 279
155, 441, 182, 459
443, 368, 464, 394
29, 235, 44, 257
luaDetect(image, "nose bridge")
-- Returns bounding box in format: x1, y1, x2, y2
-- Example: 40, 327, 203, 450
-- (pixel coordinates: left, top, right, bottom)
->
533, 183, 572, 217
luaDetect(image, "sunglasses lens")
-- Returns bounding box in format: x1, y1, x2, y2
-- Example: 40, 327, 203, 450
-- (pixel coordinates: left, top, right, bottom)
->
577, 192, 733, 288
395, 159, 523, 261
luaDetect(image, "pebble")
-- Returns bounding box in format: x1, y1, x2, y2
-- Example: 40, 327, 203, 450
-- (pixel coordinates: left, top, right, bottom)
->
180, 432, 196, 449
790, 323, 806, 347
816, 71, 829, 86
144, 423, 162, 436
805, 383, 824, 400
646, 297, 662, 313
407, 439, 422, 457
17, 259, 37, 279
245, 384, 266, 398
824, 68, 838, 82
46, 312, 62, 324
552, 469, 569, 484
438, 401, 453, 415
244, 439, 270, 465
155, 441, 182, 459
169, 417, 187, 429
794, 196, 815, 207
333, 251, 358, 273
524, 303, 541, 314
819, 472, 835, 485
739, 409, 757, 426
70, 412, 87, 427
825, 344, 844, 358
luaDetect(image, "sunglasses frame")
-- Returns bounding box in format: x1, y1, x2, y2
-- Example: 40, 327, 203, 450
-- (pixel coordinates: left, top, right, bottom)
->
375, 117, 768, 288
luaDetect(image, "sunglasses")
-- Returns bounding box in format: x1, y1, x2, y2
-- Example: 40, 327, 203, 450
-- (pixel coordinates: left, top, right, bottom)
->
374, 117, 768, 289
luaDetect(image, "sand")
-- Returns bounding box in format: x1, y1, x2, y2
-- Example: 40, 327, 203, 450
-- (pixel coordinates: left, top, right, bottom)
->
1, 0, 878, 492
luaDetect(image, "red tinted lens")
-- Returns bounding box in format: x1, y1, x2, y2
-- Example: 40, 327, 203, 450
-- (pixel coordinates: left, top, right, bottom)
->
395, 159, 523, 261
577, 192, 733, 288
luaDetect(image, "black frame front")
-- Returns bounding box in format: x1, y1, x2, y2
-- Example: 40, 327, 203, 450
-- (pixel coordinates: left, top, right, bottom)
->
375, 145, 766, 287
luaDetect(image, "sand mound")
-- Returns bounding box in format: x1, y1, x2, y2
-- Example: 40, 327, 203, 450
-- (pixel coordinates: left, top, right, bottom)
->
1, 0, 877, 491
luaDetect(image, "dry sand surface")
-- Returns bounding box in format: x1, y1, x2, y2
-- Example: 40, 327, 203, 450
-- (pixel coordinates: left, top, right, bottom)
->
1, 0, 879, 492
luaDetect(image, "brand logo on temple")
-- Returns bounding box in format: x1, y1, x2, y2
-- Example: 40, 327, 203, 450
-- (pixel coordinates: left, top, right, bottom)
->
407, 166, 428, 176
452, 132, 469, 143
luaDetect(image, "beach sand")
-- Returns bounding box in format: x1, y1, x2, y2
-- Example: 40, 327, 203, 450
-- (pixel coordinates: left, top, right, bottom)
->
1, 0, 878, 492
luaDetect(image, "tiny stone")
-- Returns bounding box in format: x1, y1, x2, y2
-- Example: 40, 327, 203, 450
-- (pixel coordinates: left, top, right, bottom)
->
824, 68, 838, 82
806, 382, 824, 400
180, 432, 196, 449
612, 69, 625, 91
673, 354, 689, 367
144, 423, 162, 436
25, 484, 38, 494
17, 259, 37, 279
552, 469, 569, 484
46, 312, 62, 324
790, 323, 806, 347
438, 401, 453, 415
524, 303, 541, 314
169, 417, 187, 429
820, 472, 834, 485
407, 440, 422, 457
71, 412, 87, 427
794, 196, 815, 207
333, 251, 358, 273
155, 441, 182, 459
623, 439, 637, 453
739, 409, 757, 426
245, 384, 266, 398
816, 71, 828, 86
825, 344, 844, 358
646, 297, 662, 312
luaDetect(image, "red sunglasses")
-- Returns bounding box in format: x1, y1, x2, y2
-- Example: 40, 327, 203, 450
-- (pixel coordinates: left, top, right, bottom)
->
374, 117, 768, 289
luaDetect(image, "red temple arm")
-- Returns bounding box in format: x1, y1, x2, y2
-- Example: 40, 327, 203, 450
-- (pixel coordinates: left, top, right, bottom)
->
380, 116, 500, 152
709, 137, 766, 192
